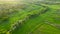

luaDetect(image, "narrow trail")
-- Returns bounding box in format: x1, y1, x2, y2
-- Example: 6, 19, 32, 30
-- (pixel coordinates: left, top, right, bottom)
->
44, 21, 60, 29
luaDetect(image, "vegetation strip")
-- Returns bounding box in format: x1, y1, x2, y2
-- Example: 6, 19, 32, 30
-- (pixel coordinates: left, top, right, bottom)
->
6, 5, 47, 34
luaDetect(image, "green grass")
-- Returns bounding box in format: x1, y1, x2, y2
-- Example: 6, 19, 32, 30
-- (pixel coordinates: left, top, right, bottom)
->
12, 3, 60, 34
0, 0, 60, 34
12, 8, 60, 34
0, 3, 45, 34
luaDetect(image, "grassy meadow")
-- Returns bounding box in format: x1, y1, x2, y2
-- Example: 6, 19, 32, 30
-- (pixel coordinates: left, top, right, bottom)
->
0, 0, 60, 34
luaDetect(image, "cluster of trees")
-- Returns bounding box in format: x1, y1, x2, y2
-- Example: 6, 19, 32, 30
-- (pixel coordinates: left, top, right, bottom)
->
0, 3, 27, 22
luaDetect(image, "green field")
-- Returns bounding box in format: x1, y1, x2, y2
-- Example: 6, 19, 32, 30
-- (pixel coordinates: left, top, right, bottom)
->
0, 0, 60, 34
